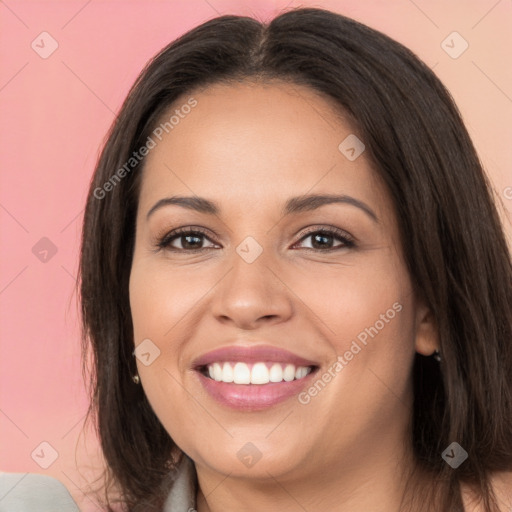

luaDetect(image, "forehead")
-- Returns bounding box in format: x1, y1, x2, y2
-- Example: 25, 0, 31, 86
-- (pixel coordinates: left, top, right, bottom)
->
138, 80, 389, 218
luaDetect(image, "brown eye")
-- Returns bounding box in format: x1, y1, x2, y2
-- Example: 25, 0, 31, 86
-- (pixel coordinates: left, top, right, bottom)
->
156, 226, 355, 253
294, 228, 355, 251
157, 228, 218, 251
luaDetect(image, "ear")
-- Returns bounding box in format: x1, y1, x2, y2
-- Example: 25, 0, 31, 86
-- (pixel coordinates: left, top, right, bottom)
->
414, 299, 439, 356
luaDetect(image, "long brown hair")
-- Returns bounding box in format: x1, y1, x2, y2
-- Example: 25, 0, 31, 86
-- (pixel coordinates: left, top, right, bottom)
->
78, 7, 512, 511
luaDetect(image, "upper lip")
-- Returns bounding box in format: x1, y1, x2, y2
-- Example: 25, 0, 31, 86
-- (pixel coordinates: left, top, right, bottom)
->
192, 344, 319, 369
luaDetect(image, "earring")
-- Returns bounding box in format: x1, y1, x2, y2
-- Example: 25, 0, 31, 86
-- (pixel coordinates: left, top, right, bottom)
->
433, 349, 441, 362
131, 348, 140, 384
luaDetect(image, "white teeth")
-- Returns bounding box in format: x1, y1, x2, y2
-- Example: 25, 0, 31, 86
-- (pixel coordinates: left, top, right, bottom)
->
205, 362, 312, 384
295, 366, 308, 379
222, 362, 234, 382
251, 363, 269, 384
233, 362, 251, 384
269, 363, 283, 382
283, 364, 295, 382
212, 362, 222, 382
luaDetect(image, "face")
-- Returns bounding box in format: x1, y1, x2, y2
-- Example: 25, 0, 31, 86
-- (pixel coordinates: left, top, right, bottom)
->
129, 80, 436, 484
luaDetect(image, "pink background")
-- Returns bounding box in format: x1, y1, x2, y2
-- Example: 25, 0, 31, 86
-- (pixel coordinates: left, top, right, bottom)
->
1, 0, 511, 510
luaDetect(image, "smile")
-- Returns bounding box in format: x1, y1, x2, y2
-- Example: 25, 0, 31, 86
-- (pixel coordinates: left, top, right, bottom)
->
204, 361, 313, 384
193, 344, 320, 410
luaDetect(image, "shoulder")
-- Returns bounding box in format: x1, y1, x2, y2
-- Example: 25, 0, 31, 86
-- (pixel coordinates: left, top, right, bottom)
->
0, 472, 80, 512
461, 470, 512, 512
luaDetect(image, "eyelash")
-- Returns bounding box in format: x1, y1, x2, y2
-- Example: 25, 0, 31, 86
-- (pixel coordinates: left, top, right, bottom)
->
155, 225, 356, 253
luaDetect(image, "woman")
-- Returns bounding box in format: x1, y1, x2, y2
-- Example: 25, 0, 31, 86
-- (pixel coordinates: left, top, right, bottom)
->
2, 6, 511, 512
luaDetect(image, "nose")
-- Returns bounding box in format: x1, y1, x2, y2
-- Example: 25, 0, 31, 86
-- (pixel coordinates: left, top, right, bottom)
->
210, 249, 294, 330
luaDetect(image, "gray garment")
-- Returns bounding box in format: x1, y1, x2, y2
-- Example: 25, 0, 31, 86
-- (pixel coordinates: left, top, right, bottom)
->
0, 456, 197, 511
0, 473, 79, 512
163, 455, 197, 511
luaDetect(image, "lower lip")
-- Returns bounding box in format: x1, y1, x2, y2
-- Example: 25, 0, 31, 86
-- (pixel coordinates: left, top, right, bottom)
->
196, 369, 317, 411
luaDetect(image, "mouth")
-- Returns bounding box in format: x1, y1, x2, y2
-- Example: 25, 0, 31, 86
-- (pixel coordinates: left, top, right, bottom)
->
192, 345, 320, 410
200, 361, 315, 384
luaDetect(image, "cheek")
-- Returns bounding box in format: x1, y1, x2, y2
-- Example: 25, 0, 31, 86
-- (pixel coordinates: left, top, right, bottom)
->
292, 257, 412, 351
290, 254, 418, 418
129, 259, 205, 344
129, 263, 198, 445
287, 263, 416, 446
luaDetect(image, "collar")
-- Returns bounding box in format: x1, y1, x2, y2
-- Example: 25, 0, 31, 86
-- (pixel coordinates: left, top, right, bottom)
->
163, 454, 197, 511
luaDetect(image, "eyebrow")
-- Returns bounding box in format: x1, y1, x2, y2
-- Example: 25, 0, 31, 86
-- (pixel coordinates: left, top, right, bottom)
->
146, 194, 378, 223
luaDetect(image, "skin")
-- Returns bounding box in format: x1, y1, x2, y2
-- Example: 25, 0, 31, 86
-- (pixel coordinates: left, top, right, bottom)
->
128, 80, 441, 512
